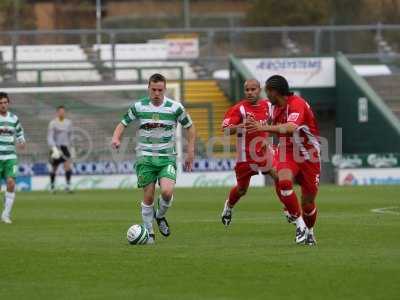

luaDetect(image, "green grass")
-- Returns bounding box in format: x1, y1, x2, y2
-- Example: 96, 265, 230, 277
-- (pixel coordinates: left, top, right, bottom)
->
1, 186, 400, 300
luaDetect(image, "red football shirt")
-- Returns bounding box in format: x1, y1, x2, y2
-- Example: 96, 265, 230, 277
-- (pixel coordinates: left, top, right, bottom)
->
222, 99, 271, 162
271, 94, 320, 161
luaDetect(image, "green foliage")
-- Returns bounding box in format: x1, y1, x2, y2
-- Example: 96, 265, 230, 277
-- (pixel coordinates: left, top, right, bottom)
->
0, 0, 36, 30
246, 0, 330, 26
246, 0, 398, 26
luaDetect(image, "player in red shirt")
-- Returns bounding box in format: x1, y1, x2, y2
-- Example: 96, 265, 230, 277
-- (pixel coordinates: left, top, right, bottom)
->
220, 79, 276, 226
246, 75, 320, 245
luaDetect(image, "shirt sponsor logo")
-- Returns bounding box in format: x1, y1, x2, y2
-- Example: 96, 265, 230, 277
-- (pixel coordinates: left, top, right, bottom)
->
287, 113, 299, 122
0, 127, 13, 135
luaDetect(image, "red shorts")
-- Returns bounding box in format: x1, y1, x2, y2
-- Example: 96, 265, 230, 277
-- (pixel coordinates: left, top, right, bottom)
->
234, 145, 276, 190
234, 160, 273, 190
275, 152, 321, 196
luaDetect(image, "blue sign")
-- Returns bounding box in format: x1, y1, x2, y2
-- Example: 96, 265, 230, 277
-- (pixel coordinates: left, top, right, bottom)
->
16, 176, 32, 191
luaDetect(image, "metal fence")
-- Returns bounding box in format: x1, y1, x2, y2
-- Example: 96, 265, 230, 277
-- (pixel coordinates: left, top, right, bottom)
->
1, 24, 399, 54
0, 24, 399, 80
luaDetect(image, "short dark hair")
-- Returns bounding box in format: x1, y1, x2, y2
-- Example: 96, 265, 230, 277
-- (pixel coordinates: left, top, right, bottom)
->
148, 73, 166, 86
0, 92, 10, 102
265, 75, 291, 96
57, 105, 65, 110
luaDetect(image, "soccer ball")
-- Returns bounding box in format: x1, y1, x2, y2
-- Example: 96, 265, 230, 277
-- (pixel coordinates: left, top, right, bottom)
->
127, 224, 149, 245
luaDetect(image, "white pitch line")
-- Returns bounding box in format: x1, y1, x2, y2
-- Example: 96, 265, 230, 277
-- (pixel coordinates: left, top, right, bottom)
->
371, 207, 400, 216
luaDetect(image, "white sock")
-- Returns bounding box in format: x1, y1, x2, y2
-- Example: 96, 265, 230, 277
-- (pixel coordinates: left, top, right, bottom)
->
156, 195, 173, 219
295, 216, 306, 228
308, 227, 314, 235
141, 202, 154, 235
3, 192, 16, 217
224, 200, 232, 211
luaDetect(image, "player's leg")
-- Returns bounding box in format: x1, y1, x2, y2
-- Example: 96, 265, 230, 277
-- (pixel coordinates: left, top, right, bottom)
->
49, 159, 61, 192
221, 162, 253, 226
136, 158, 159, 244
227, 176, 251, 208
266, 168, 295, 224
60, 146, 72, 192
301, 193, 318, 246
276, 165, 307, 244
266, 148, 297, 224
63, 159, 73, 193
221, 175, 251, 226
273, 176, 297, 225
155, 162, 177, 236
298, 162, 320, 246
155, 177, 175, 237
1, 160, 18, 224
142, 182, 156, 243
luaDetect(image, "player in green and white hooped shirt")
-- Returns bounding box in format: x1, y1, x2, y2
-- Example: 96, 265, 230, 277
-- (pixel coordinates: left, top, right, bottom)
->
112, 74, 196, 244
0, 92, 26, 224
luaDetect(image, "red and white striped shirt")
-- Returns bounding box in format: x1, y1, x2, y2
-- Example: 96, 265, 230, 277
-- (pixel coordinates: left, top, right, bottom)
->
271, 95, 320, 161
222, 99, 272, 162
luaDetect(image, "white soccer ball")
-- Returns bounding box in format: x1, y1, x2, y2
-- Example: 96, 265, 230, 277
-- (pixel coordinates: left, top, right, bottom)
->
127, 224, 149, 245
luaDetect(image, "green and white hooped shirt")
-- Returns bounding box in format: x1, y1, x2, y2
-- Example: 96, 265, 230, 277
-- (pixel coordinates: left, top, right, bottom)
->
0, 111, 25, 160
121, 97, 192, 157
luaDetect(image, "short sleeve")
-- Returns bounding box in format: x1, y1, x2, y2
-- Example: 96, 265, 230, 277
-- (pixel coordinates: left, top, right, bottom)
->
15, 117, 25, 143
222, 106, 242, 128
121, 104, 137, 127
176, 103, 193, 128
287, 101, 305, 126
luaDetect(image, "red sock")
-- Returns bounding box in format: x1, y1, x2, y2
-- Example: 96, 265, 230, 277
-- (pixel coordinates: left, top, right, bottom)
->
274, 180, 290, 215
277, 180, 301, 218
228, 186, 242, 207
274, 179, 284, 203
302, 202, 317, 229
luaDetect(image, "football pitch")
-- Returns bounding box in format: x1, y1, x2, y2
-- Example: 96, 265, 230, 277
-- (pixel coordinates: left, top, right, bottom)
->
1, 185, 399, 300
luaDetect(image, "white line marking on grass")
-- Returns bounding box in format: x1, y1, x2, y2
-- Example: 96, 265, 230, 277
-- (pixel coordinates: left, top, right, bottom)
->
371, 207, 400, 216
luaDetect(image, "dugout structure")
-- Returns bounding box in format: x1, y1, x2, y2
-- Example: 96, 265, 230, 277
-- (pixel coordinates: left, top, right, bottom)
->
229, 53, 400, 153
229, 53, 400, 181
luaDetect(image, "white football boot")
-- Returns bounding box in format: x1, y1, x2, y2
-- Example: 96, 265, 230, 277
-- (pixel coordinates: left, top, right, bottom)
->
294, 216, 307, 244
305, 228, 317, 246
221, 200, 232, 226
1, 211, 12, 224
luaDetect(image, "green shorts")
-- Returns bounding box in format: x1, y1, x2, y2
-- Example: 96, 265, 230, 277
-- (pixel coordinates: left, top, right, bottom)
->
0, 159, 18, 179
135, 156, 177, 188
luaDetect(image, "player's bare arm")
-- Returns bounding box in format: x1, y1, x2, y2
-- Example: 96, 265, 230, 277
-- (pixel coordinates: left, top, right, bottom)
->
245, 116, 297, 134
16, 142, 26, 151
184, 124, 196, 172
222, 123, 245, 136
111, 122, 126, 149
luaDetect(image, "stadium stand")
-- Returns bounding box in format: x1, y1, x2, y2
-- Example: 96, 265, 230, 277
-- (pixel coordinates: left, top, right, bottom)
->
366, 74, 400, 119
0, 45, 101, 82
184, 80, 234, 155
94, 44, 197, 81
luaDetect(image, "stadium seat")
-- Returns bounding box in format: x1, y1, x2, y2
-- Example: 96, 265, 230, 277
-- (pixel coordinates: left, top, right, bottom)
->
0, 45, 101, 82
94, 44, 197, 81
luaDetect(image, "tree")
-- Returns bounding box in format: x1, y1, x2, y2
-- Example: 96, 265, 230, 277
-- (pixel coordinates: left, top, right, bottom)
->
0, 0, 36, 31
246, 0, 330, 26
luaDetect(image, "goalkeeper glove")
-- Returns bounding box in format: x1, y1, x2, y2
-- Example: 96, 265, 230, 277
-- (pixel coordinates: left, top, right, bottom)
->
51, 146, 61, 160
